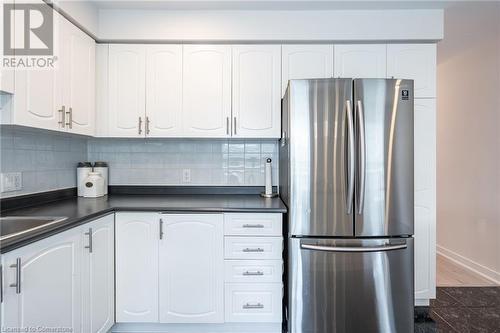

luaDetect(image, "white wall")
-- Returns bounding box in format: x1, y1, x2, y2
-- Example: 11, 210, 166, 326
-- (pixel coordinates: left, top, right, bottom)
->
98, 9, 443, 41
54, 0, 99, 37
437, 2, 500, 283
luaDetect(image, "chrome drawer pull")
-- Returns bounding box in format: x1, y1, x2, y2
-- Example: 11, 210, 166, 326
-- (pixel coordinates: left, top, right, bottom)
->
243, 248, 264, 253
243, 270, 264, 276
243, 303, 264, 309
242, 224, 265, 228
9, 258, 21, 294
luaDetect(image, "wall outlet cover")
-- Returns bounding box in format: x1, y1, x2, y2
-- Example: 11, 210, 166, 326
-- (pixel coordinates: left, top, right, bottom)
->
1, 172, 22, 192
182, 169, 191, 183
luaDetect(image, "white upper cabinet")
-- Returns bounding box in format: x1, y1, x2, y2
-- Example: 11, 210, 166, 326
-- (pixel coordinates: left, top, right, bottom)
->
146, 45, 183, 137
387, 44, 437, 98
159, 214, 224, 323
232, 45, 281, 138
2, 228, 83, 332
115, 212, 160, 322
8, 10, 95, 135
182, 45, 231, 137
414, 99, 436, 301
108, 44, 146, 137
281, 45, 334, 96
334, 44, 387, 78
63, 18, 96, 135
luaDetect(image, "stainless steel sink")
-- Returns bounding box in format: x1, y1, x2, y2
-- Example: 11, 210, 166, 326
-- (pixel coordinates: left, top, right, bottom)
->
0, 216, 68, 241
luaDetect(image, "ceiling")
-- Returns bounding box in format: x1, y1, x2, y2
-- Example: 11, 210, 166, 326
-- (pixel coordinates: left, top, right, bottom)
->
76, 0, 466, 11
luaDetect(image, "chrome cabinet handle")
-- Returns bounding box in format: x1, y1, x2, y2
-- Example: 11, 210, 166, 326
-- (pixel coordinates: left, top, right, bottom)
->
242, 224, 265, 229
138, 117, 143, 135
159, 218, 164, 240
226, 117, 230, 135
9, 258, 21, 294
0, 264, 3, 303
65, 107, 73, 129
356, 100, 366, 215
146, 116, 151, 135
345, 100, 355, 215
242, 270, 264, 276
58, 106, 66, 128
233, 117, 237, 135
243, 248, 264, 253
243, 303, 264, 309
301, 243, 407, 253
84, 228, 93, 253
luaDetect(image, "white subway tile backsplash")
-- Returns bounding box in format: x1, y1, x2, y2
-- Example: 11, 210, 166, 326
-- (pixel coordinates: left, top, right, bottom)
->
87, 138, 279, 186
1, 128, 279, 197
0, 127, 87, 198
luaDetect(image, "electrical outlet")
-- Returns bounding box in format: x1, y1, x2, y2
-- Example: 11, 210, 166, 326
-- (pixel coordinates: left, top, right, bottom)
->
182, 169, 191, 183
1, 172, 22, 192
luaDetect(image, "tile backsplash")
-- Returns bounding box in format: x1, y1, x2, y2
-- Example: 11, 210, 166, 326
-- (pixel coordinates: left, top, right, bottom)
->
0, 127, 88, 198
0, 128, 280, 198
87, 139, 279, 186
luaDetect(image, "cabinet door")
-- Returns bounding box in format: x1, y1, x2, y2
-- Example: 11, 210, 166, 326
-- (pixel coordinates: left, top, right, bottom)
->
2, 228, 82, 332
82, 215, 114, 333
115, 212, 159, 322
387, 44, 436, 98
414, 99, 436, 302
281, 44, 334, 96
65, 19, 96, 135
159, 214, 224, 323
146, 45, 183, 137
334, 44, 387, 78
11, 5, 63, 131
232, 45, 281, 138
183, 45, 231, 137
108, 45, 146, 137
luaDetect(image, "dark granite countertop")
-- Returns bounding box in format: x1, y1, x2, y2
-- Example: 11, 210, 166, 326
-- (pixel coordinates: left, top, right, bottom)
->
0, 194, 287, 253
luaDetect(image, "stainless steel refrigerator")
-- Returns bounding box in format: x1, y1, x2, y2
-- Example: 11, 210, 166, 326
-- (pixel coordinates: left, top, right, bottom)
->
280, 78, 415, 333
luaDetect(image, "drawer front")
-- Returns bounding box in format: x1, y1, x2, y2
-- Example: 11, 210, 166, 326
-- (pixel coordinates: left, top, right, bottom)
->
224, 237, 282, 260
224, 260, 283, 283
224, 213, 282, 236
225, 283, 282, 323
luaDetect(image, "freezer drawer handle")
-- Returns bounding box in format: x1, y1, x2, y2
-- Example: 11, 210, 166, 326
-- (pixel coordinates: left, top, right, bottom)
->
243, 303, 264, 309
243, 248, 264, 253
301, 243, 407, 253
242, 224, 265, 228
243, 270, 264, 276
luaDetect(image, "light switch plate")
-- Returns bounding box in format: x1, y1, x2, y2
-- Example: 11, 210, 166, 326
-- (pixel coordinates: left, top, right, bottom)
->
1, 172, 22, 192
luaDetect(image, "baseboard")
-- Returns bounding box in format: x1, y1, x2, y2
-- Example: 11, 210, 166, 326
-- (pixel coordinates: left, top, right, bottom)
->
437, 244, 500, 285
111, 323, 281, 333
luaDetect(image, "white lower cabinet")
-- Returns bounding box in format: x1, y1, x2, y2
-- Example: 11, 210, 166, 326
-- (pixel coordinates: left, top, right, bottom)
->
115, 212, 160, 322
225, 284, 282, 323
2, 228, 83, 332
81, 215, 115, 333
1, 214, 114, 333
159, 214, 224, 323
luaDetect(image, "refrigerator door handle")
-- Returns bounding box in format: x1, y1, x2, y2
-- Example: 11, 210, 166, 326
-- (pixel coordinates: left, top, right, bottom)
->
345, 100, 355, 214
301, 243, 407, 253
356, 100, 366, 215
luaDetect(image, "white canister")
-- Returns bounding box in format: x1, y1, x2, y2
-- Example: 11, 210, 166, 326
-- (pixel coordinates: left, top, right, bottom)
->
82, 172, 105, 198
77, 162, 92, 197
93, 161, 108, 195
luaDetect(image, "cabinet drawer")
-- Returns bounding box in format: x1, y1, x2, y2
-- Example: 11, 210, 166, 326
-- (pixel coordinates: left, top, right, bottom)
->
224, 213, 282, 236
224, 237, 282, 260
224, 260, 282, 283
225, 283, 282, 323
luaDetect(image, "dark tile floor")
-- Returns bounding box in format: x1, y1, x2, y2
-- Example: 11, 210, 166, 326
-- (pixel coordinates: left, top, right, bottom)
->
415, 287, 500, 332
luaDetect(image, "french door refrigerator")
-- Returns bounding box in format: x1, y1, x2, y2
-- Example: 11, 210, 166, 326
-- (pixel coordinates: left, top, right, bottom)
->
279, 78, 415, 333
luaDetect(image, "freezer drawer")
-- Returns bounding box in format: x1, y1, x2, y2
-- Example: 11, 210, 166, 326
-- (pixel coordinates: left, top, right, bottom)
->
289, 237, 414, 333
